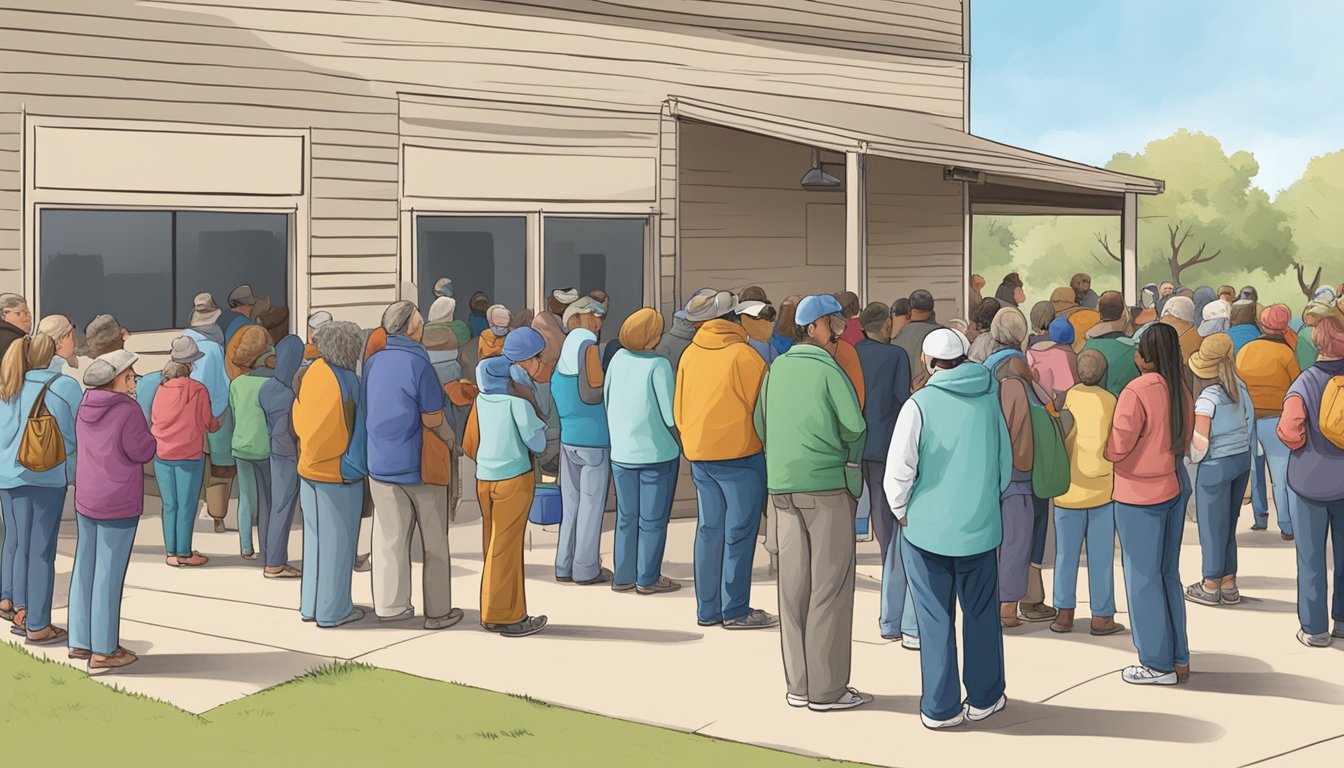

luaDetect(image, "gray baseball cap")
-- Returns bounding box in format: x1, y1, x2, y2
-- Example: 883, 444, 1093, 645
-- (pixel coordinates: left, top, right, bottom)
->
84, 349, 138, 388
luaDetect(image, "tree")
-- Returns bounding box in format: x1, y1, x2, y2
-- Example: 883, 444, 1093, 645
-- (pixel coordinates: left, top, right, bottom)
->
1104, 130, 1294, 288
1275, 149, 1344, 298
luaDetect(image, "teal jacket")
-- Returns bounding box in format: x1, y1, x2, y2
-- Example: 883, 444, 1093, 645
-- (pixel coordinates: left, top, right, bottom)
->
904, 363, 1012, 557
604, 349, 679, 466
753, 344, 866, 496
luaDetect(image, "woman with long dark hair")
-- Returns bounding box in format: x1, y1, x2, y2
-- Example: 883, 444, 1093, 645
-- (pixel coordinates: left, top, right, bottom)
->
1105, 322, 1194, 685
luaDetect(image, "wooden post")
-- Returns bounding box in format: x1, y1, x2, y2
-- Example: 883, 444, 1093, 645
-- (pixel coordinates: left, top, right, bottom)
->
1121, 192, 1139, 306
845, 150, 866, 301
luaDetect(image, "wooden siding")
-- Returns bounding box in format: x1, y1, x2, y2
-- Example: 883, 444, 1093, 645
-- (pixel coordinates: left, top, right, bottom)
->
865, 155, 965, 319
0, 110, 19, 277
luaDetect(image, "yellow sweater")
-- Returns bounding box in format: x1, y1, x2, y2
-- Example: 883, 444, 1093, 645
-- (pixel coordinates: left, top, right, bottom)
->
1236, 337, 1300, 419
674, 320, 767, 462
1056, 384, 1117, 510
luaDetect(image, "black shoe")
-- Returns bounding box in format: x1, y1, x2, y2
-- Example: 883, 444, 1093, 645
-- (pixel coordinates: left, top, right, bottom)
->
1282, 532, 1295, 541
501, 615, 548, 638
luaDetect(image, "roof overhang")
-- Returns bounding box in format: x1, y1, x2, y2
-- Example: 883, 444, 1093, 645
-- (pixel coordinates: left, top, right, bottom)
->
666, 96, 1163, 211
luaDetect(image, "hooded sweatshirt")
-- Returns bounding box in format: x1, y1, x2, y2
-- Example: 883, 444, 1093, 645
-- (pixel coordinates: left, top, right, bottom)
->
883, 362, 1012, 557
230, 365, 275, 462
1235, 336, 1300, 419
468, 356, 547, 481
655, 315, 698, 371
75, 389, 157, 520
293, 358, 368, 484
674, 319, 767, 461
259, 336, 303, 459
753, 344, 866, 496
151, 376, 219, 461
1083, 321, 1142, 398
0, 368, 81, 489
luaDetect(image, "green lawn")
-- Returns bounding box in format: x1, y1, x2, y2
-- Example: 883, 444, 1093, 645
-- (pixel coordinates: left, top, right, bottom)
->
1, 643, 867, 767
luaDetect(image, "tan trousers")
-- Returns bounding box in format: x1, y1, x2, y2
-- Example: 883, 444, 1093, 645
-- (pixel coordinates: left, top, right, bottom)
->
369, 480, 453, 620
478, 473, 535, 626
774, 490, 856, 704
201, 452, 235, 523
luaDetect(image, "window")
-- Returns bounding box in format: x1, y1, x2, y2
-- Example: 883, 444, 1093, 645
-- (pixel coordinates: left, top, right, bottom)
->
39, 210, 289, 333
416, 216, 527, 325
543, 218, 647, 343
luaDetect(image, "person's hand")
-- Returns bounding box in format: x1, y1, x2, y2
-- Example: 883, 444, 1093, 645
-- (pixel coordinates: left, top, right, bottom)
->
898, 517, 908, 528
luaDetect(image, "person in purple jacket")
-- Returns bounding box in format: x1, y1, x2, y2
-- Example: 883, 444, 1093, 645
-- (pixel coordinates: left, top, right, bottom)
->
69, 349, 157, 672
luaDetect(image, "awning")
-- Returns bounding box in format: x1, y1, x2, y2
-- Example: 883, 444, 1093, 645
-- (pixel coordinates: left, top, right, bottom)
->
666, 95, 1163, 201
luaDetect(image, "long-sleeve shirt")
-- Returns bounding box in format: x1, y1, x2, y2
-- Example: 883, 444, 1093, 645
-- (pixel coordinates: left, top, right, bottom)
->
151, 377, 220, 461
1105, 373, 1194, 506
183, 328, 230, 418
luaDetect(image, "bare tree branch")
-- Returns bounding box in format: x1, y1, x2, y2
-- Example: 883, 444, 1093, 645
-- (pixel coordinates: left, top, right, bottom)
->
1296, 262, 1323, 299
1094, 232, 1121, 263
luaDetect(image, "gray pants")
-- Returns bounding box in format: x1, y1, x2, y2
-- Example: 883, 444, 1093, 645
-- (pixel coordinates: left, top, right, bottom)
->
773, 491, 856, 704
557, 444, 611, 582
369, 480, 453, 620
998, 493, 1034, 603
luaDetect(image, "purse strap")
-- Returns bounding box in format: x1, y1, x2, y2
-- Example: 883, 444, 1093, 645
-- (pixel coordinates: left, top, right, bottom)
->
27, 376, 58, 420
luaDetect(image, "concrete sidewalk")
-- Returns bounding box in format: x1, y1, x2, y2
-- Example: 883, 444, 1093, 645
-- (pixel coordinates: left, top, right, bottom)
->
7, 491, 1343, 767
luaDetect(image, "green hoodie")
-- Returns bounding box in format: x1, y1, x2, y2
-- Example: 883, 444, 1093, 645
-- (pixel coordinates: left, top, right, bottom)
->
1083, 334, 1140, 399
753, 344, 866, 496
229, 370, 274, 461
903, 363, 1012, 557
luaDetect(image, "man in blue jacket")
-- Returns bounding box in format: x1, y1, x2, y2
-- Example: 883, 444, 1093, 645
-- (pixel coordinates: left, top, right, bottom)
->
853, 302, 918, 649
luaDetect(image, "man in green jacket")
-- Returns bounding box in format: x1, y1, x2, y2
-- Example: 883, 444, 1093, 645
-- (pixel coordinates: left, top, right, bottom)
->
1082, 291, 1140, 398
753, 294, 867, 713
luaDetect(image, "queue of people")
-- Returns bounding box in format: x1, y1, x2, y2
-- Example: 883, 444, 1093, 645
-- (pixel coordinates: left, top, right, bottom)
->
0, 268, 1340, 722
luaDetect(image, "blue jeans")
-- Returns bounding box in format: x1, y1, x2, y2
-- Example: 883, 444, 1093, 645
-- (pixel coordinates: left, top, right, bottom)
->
154, 458, 205, 557
0, 489, 16, 604
690, 453, 766, 624
299, 479, 361, 626
1053, 503, 1116, 615
8, 486, 66, 631
1030, 495, 1050, 566
902, 541, 1005, 722
612, 459, 678, 588
1288, 494, 1344, 635
267, 455, 300, 569
236, 457, 272, 559
1196, 453, 1251, 580
864, 461, 917, 638
1115, 493, 1190, 672
68, 515, 138, 655
556, 445, 611, 582
1251, 418, 1293, 534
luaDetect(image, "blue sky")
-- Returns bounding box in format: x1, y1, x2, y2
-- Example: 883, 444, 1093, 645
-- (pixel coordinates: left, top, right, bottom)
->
969, 0, 1344, 194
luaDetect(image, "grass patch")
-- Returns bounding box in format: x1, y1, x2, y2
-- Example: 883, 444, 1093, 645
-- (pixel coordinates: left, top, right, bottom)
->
0, 645, 868, 767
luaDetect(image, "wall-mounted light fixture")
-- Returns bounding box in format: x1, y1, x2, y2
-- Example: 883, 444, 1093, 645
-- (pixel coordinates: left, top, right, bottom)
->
943, 166, 986, 184
801, 147, 843, 191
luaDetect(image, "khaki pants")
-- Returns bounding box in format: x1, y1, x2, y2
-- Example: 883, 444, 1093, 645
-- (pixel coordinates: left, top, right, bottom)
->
369, 480, 453, 620
200, 452, 235, 523
774, 490, 856, 704
478, 473, 535, 626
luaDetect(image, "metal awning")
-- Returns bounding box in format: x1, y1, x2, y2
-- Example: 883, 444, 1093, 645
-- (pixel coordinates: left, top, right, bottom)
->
666, 95, 1163, 203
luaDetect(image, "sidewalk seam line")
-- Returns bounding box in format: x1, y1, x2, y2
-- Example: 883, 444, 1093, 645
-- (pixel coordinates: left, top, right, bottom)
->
1238, 732, 1344, 768
121, 617, 344, 659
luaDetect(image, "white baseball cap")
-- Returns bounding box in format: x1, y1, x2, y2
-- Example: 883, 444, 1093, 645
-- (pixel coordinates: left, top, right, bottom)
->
922, 328, 969, 361
733, 300, 768, 318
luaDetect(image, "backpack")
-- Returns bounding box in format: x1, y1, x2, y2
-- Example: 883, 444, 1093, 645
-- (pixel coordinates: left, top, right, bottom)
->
1320, 374, 1344, 450
992, 355, 1070, 498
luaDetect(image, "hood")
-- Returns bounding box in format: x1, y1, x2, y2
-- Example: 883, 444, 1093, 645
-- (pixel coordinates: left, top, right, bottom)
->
994, 284, 1018, 306
1087, 319, 1129, 339
926, 362, 995, 397
476, 355, 513, 395
271, 335, 303, 390
691, 319, 748, 351
78, 389, 134, 425
557, 328, 597, 376
669, 316, 697, 339
190, 323, 224, 346
1197, 317, 1230, 337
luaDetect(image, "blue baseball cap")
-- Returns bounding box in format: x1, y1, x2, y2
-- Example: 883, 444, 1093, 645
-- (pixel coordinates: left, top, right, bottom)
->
795, 294, 844, 328
502, 327, 545, 362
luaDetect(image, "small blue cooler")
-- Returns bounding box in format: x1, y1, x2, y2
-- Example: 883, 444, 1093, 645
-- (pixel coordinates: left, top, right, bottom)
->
529, 485, 562, 526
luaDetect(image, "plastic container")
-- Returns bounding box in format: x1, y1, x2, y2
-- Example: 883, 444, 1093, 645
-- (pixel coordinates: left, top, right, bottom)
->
529, 484, 562, 526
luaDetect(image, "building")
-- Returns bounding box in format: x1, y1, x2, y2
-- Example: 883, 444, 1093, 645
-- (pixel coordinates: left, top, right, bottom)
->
0, 0, 1161, 368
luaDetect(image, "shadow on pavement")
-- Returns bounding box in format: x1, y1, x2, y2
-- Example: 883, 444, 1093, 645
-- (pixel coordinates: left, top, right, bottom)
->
106, 651, 307, 681
1225, 596, 1297, 614
1187, 652, 1344, 703
976, 701, 1225, 742
1234, 575, 1297, 591
535, 624, 703, 644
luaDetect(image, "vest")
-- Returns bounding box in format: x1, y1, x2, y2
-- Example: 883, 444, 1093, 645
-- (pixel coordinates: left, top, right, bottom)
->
1287, 367, 1344, 502
551, 372, 611, 449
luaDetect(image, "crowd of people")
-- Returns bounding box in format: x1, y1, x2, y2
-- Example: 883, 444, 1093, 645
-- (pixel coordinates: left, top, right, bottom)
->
0, 266, 1340, 730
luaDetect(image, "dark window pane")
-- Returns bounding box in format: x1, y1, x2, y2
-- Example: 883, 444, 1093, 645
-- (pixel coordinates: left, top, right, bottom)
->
544, 218, 646, 344
40, 210, 173, 333
416, 217, 527, 324
175, 212, 288, 329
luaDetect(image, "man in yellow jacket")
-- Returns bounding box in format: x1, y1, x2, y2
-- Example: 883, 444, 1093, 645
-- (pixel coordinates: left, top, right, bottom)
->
674, 290, 778, 631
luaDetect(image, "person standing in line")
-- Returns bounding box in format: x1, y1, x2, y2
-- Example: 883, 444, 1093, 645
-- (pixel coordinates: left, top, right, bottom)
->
606, 309, 681, 595
463, 328, 550, 638
1278, 297, 1344, 647
467, 291, 492, 340
223, 284, 264, 345
1158, 296, 1201, 364
966, 298, 1004, 362
1226, 300, 1262, 358
0, 318, 80, 643
675, 290, 778, 631
1027, 316, 1079, 409
477, 304, 513, 362
755, 294, 868, 712
1294, 289, 1334, 371
1051, 287, 1101, 354
186, 293, 235, 535
833, 291, 865, 345
1050, 350, 1123, 635
994, 273, 1026, 309
1185, 334, 1255, 607
304, 311, 332, 363
772, 295, 801, 357
1237, 305, 1301, 540
228, 326, 276, 562
885, 328, 1011, 729
655, 288, 715, 369
889, 298, 912, 342
1072, 273, 1100, 310
364, 301, 461, 630
1027, 301, 1057, 348
1198, 299, 1231, 338
736, 301, 779, 365
150, 337, 219, 569
1106, 323, 1194, 685
969, 274, 987, 307
893, 290, 942, 368
853, 302, 918, 648
293, 320, 369, 628
1083, 292, 1142, 399
69, 350, 156, 670
551, 297, 613, 586
259, 335, 304, 579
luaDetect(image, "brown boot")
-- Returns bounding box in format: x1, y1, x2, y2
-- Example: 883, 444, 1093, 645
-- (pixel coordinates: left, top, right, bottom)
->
1000, 602, 1022, 628
1090, 616, 1126, 636
1174, 663, 1190, 684
1050, 608, 1074, 633
1018, 566, 1058, 622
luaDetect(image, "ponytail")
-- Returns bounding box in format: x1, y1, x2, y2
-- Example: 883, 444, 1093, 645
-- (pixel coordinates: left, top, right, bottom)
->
1138, 323, 1189, 454
0, 337, 28, 402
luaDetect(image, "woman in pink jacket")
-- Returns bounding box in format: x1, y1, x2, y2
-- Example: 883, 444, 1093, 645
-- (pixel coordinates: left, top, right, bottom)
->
150, 337, 220, 568
1028, 316, 1080, 409
1105, 322, 1194, 687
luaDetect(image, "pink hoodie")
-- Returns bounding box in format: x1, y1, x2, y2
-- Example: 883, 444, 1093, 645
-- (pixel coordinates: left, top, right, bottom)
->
151, 377, 220, 461
1027, 342, 1079, 399
1104, 373, 1194, 506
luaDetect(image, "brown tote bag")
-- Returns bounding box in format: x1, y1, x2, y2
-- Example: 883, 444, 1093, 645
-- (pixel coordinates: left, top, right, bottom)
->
19, 377, 66, 472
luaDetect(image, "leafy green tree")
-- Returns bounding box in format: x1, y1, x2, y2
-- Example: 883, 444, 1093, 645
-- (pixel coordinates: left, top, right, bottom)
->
1275, 149, 1344, 298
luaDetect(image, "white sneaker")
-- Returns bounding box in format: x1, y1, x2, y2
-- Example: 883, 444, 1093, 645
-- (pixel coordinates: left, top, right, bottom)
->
1121, 665, 1178, 685
785, 693, 808, 708
920, 706, 966, 730
808, 688, 866, 712
901, 635, 921, 651
966, 694, 1006, 722
1298, 629, 1333, 648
